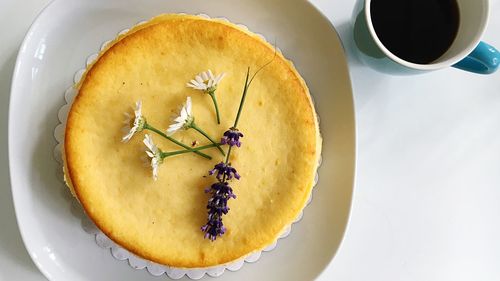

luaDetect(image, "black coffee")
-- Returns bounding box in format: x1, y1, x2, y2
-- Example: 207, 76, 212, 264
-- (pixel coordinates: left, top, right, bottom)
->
370, 0, 460, 64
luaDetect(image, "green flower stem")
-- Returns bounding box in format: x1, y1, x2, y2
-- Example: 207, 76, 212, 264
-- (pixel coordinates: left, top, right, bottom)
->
208, 91, 221, 124
233, 56, 275, 128
233, 68, 250, 128
220, 68, 250, 182
144, 123, 212, 160
225, 146, 233, 164
221, 145, 234, 183
190, 122, 225, 156
161, 143, 221, 158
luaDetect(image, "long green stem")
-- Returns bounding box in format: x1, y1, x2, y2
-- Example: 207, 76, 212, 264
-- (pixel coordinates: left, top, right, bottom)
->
161, 143, 221, 158
221, 147, 232, 183
191, 123, 225, 156
221, 68, 250, 182
144, 123, 211, 160
233, 53, 276, 127
208, 91, 221, 124
225, 146, 233, 164
233, 68, 250, 128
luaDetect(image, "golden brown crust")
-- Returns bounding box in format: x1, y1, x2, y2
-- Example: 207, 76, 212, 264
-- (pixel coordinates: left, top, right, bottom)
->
64, 14, 321, 268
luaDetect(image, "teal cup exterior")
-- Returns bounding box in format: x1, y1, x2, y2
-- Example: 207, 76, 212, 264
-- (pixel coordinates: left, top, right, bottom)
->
353, 0, 499, 75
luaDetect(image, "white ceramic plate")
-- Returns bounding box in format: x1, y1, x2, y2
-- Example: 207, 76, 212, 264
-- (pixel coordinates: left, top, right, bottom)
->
8, 0, 356, 280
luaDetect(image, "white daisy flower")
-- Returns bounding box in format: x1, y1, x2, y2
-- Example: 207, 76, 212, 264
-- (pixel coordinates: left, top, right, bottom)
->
122, 101, 146, 142
143, 134, 163, 181
166, 97, 194, 136
187, 70, 225, 93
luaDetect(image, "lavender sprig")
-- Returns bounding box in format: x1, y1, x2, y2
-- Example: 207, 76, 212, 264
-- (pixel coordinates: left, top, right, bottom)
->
201, 182, 237, 240
201, 161, 240, 240
202, 54, 275, 240
209, 162, 241, 181
221, 127, 244, 147
201, 69, 250, 241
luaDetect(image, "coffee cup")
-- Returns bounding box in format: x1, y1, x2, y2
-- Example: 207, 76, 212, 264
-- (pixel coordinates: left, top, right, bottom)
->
353, 0, 499, 74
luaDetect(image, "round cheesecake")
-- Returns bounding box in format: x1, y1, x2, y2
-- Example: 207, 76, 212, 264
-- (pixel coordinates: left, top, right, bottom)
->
64, 14, 321, 268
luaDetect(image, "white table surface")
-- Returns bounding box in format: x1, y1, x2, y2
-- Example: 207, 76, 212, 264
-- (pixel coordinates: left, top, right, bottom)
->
2, 0, 500, 280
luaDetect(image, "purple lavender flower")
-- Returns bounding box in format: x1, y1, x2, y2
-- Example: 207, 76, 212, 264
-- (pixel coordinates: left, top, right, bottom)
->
221, 127, 244, 147
201, 217, 226, 241
201, 182, 236, 241
209, 162, 240, 181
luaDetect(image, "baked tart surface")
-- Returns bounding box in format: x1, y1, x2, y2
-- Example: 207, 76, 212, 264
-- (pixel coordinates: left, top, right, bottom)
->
64, 14, 321, 268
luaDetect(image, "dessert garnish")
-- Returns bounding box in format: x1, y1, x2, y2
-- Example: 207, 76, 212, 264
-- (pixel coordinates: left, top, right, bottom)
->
167, 96, 225, 155
201, 60, 273, 241
122, 100, 212, 160
123, 57, 274, 239
143, 134, 221, 181
187, 70, 225, 124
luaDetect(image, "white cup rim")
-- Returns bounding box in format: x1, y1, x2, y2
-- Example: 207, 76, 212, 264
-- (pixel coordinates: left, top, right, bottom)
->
364, 0, 489, 71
